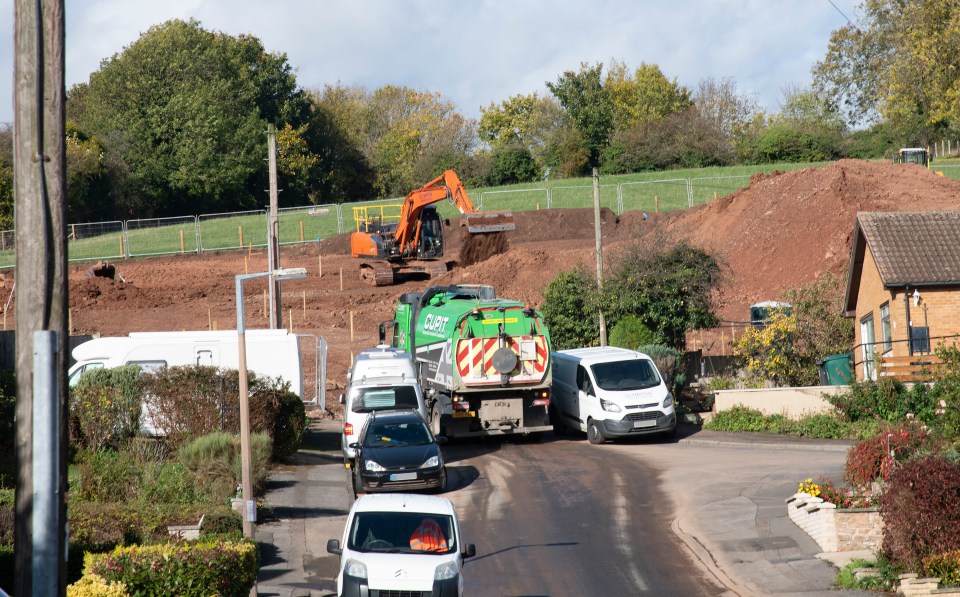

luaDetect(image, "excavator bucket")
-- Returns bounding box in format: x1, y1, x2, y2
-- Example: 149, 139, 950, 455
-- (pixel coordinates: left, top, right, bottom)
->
462, 210, 515, 234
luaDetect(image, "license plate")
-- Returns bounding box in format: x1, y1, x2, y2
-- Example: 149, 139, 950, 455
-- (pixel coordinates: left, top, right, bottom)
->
390, 472, 417, 481
452, 411, 475, 418
633, 420, 657, 428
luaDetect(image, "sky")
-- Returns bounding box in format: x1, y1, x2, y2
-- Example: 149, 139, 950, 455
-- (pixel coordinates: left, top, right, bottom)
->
0, 0, 860, 125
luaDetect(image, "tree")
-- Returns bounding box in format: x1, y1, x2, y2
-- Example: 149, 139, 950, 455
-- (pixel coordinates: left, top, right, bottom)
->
813, 0, 960, 139
547, 62, 614, 168
478, 93, 564, 155
692, 77, 762, 162
73, 19, 307, 217
488, 145, 540, 185
605, 61, 692, 131
734, 273, 854, 386
0, 125, 12, 230
603, 241, 721, 349
541, 266, 600, 350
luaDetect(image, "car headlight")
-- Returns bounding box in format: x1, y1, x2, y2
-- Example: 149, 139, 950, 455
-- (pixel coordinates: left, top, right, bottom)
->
365, 460, 386, 472
600, 398, 622, 413
662, 394, 674, 408
421, 455, 440, 469
434, 560, 459, 581
345, 558, 368, 579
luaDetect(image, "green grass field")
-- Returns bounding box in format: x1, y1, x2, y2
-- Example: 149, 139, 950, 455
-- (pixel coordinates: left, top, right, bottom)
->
1, 159, 957, 269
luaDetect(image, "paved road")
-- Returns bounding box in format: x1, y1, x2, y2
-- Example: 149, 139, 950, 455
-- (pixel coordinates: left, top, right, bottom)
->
256, 421, 877, 597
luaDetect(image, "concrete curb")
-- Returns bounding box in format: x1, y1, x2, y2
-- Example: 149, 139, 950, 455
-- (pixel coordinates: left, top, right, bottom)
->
671, 516, 751, 597
678, 437, 853, 452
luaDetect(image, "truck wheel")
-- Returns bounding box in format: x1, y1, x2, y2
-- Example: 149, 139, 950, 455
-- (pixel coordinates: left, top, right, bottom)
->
549, 405, 567, 436
587, 419, 606, 445
430, 407, 445, 438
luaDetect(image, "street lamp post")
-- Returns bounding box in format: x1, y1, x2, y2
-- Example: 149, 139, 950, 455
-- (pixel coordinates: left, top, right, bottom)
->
235, 267, 306, 543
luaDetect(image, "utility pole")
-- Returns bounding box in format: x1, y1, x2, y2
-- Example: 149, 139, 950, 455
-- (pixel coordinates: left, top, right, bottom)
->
14, 1, 69, 595
592, 168, 606, 346
266, 125, 282, 329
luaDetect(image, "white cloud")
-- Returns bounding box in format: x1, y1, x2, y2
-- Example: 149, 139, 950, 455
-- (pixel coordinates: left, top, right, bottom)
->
0, 0, 857, 124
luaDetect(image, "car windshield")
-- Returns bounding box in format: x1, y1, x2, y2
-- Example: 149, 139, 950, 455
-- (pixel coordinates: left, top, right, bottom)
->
363, 420, 433, 448
348, 511, 456, 554
590, 359, 661, 391
352, 386, 420, 413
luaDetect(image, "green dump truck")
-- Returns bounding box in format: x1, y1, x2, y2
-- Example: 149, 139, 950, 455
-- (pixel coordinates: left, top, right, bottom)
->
380, 284, 552, 439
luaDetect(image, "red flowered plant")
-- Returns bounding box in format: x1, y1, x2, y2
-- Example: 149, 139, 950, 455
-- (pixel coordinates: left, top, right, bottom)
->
815, 476, 878, 509
844, 421, 936, 487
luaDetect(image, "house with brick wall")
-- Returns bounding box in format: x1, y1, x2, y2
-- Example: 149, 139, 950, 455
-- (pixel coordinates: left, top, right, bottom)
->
843, 211, 960, 381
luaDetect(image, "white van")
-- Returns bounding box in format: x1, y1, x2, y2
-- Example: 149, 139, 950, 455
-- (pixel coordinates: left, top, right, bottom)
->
327, 493, 476, 597
341, 376, 427, 461
348, 345, 416, 385
551, 347, 676, 444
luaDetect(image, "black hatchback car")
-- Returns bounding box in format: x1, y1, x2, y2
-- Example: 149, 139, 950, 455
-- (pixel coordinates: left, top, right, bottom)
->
351, 409, 447, 493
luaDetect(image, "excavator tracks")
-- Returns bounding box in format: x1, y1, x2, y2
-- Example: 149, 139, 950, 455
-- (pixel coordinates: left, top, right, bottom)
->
359, 261, 395, 286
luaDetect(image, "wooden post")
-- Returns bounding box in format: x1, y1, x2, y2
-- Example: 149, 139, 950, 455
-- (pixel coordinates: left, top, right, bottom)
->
350, 311, 354, 342
180, 229, 185, 254
14, 1, 70, 592
318, 254, 322, 278
302, 290, 306, 316
339, 268, 343, 291
208, 308, 212, 330
244, 253, 249, 274
119, 232, 124, 257
299, 220, 304, 242
654, 195, 659, 213
238, 224, 244, 248
262, 289, 267, 319
212, 319, 218, 331
592, 168, 606, 347
536, 203, 540, 210
714, 191, 718, 201
70, 223, 74, 241
288, 309, 293, 333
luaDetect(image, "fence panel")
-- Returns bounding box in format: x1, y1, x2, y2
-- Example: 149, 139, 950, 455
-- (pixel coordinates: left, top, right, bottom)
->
477, 188, 549, 212
689, 175, 751, 206
0, 231, 14, 269
277, 204, 339, 246
198, 210, 267, 252
67, 221, 126, 263
619, 179, 689, 213
545, 185, 618, 212
126, 216, 199, 257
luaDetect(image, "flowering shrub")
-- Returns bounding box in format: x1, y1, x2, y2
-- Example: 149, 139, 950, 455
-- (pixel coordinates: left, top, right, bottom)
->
67, 573, 129, 597
797, 478, 821, 497
843, 421, 936, 487
815, 476, 878, 509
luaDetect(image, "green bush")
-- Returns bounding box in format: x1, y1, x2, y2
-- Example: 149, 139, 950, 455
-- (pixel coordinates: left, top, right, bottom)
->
72, 365, 143, 447
75, 448, 142, 502
705, 406, 857, 439
790, 414, 852, 439
272, 390, 305, 461
834, 558, 888, 591
880, 456, 960, 572
177, 432, 272, 502
86, 539, 258, 597
541, 266, 599, 350
488, 145, 540, 185
67, 573, 130, 597
608, 315, 657, 350
200, 511, 243, 538
138, 462, 202, 505
828, 377, 935, 424
69, 501, 230, 547
705, 405, 770, 433
637, 343, 685, 393
924, 550, 960, 587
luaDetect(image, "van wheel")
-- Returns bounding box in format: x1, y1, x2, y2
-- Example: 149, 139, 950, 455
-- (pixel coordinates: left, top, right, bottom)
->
549, 405, 567, 436
430, 407, 445, 437
587, 419, 606, 445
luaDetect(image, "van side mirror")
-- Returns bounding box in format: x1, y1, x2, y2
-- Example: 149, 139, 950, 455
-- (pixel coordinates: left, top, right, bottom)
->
462, 543, 476, 559
435, 435, 448, 445
339, 394, 345, 405
327, 539, 342, 555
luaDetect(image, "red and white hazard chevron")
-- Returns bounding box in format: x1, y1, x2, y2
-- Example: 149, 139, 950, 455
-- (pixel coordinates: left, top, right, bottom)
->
454, 335, 548, 385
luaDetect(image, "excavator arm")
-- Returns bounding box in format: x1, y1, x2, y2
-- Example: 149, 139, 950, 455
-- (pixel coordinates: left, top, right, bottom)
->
393, 170, 509, 257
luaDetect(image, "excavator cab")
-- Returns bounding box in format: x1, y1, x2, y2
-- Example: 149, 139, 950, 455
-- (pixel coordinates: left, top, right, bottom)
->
416, 207, 445, 259
894, 148, 930, 167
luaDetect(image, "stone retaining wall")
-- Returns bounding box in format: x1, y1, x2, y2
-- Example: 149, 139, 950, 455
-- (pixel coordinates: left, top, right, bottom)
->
785, 492, 883, 552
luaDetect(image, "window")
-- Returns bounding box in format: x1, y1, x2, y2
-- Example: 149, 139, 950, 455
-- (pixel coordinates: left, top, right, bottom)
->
590, 359, 661, 391
880, 303, 892, 354
911, 326, 930, 354
860, 313, 876, 381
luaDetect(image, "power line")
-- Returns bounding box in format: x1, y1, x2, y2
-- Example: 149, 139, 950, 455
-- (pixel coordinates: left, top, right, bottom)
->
826, 0, 855, 27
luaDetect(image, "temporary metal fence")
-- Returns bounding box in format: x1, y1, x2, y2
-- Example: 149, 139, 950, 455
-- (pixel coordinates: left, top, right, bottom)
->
126, 215, 199, 257
67, 221, 125, 263
277, 204, 339, 245
0, 173, 769, 269
198, 209, 267, 252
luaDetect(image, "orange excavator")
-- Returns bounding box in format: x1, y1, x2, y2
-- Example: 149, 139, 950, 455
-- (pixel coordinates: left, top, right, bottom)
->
350, 170, 515, 285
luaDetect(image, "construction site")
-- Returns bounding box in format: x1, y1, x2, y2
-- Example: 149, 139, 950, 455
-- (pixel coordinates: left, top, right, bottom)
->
5, 158, 960, 415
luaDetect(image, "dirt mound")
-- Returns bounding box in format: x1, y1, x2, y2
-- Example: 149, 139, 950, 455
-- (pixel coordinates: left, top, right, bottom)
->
71, 277, 144, 307
458, 230, 510, 266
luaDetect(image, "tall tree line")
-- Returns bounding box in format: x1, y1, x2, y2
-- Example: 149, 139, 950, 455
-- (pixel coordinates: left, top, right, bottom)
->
0, 4, 957, 227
